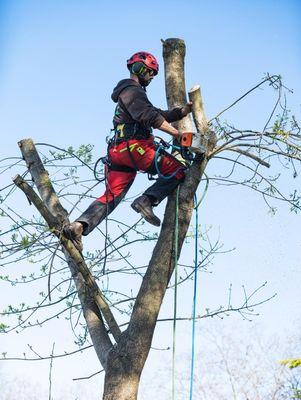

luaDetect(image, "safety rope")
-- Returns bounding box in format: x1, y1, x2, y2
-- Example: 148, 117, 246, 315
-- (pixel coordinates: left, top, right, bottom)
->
189, 195, 199, 400
188, 179, 209, 399
154, 144, 186, 180
172, 186, 180, 400
171, 178, 209, 400
93, 157, 106, 183
194, 173, 209, 209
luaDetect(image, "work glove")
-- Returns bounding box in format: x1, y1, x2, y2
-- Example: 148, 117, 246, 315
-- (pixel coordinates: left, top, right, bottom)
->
181, 102, 193, 117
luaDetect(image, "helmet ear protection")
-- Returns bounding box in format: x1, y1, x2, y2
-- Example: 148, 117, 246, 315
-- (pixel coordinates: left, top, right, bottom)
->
131, 62, 147, 76
127, 52, 159, 75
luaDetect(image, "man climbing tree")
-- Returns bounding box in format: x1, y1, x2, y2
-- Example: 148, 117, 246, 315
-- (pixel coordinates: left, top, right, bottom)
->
63, 51, 194, 251
0, 38, 300, 400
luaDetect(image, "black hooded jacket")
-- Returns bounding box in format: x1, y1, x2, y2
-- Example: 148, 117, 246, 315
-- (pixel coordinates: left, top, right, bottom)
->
111, 79, 184, 133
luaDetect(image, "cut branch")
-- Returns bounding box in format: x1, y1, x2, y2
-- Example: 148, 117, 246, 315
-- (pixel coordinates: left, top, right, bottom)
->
13, 140, 122, 369
14, 173, 120, 339
189, 84, 216, 152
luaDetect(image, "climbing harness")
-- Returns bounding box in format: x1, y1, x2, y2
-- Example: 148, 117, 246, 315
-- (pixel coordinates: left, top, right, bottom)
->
93, 154, 135, 182
93, 134, 195, 184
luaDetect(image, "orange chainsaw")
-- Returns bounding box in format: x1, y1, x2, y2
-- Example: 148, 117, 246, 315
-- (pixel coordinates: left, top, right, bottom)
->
180, 132, 206, 154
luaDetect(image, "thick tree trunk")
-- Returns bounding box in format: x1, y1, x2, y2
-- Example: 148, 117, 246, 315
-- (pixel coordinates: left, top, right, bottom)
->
102, 331, 143, 399
103, 368, 140, 400
103, 378, 139, 400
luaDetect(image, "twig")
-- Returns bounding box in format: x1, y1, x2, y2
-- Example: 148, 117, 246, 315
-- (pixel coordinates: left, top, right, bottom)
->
49, 343, 55, 400
208, 75, 282, 123
73, 369, 104, 381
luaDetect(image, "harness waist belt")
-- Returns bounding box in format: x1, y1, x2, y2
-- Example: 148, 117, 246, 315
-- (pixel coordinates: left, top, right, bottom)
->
114, 123, 152, 141
109, 163, 136, 173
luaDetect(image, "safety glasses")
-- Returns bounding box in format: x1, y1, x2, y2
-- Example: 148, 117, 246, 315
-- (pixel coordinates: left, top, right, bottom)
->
147, 69, 155, 77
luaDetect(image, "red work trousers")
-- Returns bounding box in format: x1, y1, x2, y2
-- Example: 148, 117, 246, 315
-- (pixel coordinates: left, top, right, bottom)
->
97, 137, 186, 204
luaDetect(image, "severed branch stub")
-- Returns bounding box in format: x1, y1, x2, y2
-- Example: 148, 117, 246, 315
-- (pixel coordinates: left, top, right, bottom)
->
189, 85, 217, 154
189, 85, 207, 133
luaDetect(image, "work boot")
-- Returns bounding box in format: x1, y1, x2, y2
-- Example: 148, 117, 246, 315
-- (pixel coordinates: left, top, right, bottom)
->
63, 222, 84, 252
131, 195, 161, 227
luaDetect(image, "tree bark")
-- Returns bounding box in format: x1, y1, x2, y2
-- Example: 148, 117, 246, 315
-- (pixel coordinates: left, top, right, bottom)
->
162, 38, 194, 133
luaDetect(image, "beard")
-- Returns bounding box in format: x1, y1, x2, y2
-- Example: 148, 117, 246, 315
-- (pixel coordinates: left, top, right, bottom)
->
138, 75, 152, 87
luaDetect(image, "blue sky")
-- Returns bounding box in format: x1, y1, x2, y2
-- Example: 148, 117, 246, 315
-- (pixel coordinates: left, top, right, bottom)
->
1, 0, 300, 151
0, 1, 300, 398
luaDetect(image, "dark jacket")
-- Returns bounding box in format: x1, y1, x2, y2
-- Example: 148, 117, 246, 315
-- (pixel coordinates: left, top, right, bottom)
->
111, 79, 184, 132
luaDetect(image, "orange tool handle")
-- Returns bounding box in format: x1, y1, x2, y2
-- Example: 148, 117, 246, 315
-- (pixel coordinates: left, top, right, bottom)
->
180, 132, 193, 147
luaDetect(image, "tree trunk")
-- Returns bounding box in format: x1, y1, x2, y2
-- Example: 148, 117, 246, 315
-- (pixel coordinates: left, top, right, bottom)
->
103, 378, 139, 400
103, 370, 140, 400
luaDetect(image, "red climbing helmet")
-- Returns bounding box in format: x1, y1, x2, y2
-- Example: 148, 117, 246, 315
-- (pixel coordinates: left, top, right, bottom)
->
127, 51, 159, 75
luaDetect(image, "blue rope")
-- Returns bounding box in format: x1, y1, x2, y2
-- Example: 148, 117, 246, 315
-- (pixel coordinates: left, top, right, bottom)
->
154, 144, 185, 180
164, 150, 206, 400
189, 195, 199, 400
172, 186, 180, 400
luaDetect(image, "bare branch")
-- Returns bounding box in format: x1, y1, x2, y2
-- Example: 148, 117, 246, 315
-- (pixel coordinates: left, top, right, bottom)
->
225, 148, 270, 168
